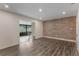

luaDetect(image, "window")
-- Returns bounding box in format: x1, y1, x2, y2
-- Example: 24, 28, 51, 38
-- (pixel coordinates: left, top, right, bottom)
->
20, 24, 32, 36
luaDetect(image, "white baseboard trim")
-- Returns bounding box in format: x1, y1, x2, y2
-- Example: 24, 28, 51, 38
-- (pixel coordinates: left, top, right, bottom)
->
77, 48, 79, 53
0, 43, 19, 50
43, 36, 76, 43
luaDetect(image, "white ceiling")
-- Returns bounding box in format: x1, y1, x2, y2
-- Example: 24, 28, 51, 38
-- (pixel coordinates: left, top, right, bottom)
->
0, 3, 79, 21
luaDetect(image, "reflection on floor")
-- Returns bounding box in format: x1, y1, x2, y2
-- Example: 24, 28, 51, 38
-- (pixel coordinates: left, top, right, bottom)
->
20, 35, 32, 43
0, 37, 79, 56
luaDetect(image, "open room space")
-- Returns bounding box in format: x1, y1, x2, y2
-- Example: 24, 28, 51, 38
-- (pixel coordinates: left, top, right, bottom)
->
0, 3, 79, 56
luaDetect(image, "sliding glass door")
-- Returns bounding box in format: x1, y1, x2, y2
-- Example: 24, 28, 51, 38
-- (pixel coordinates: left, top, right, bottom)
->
20, 24, 32, 36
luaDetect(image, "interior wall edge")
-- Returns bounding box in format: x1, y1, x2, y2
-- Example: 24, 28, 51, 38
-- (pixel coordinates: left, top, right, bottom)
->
43, 16, 76, 22
42, 36, 76, 43
0, 43, 19, 50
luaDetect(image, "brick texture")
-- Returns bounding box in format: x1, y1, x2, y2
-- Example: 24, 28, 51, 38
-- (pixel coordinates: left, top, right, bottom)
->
43, 16, 76, 40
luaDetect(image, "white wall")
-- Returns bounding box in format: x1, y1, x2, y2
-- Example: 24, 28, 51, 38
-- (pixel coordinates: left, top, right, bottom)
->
76, 9, 79, 49
19, 20, 32, 25
32, 20, 43, 39
0, 10, 19, 49
0, 10, 43, 49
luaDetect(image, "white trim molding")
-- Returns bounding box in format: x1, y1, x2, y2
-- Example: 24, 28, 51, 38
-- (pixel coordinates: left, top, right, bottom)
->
43, 36, 76, 43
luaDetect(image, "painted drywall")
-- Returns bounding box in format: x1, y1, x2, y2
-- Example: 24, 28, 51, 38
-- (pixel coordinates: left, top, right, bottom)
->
0, 10, 20, 49
43, 16, 76, 40
32, 20, 43, 39
19, 20, 32, 25
0, 10, 43, 49
76, 9, 79, 49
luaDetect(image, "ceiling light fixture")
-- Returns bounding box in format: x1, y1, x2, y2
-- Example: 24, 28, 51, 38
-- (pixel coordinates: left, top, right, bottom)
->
4, 4, 9, 8
38, 8, 42, 12
40, 17, 42, 20
62, 11, 66, 15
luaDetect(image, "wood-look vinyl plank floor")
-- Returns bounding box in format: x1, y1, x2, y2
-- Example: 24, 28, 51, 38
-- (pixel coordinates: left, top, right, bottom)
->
0, 38, 79, 56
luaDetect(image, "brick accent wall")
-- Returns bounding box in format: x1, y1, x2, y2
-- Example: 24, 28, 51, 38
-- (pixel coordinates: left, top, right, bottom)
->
43, 16, 76, 40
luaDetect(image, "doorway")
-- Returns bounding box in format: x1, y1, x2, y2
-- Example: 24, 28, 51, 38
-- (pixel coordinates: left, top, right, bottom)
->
19, 20, 32, 43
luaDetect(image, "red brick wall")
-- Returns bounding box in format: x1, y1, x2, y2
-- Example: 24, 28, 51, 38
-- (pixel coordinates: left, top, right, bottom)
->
43, 16, 76, 40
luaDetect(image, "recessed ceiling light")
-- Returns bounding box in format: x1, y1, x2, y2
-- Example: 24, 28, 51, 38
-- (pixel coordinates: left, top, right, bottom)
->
38, 8, 42, 12
40, 17, 42, 20
4, 4, 9, 8
62, 11, 66, 15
